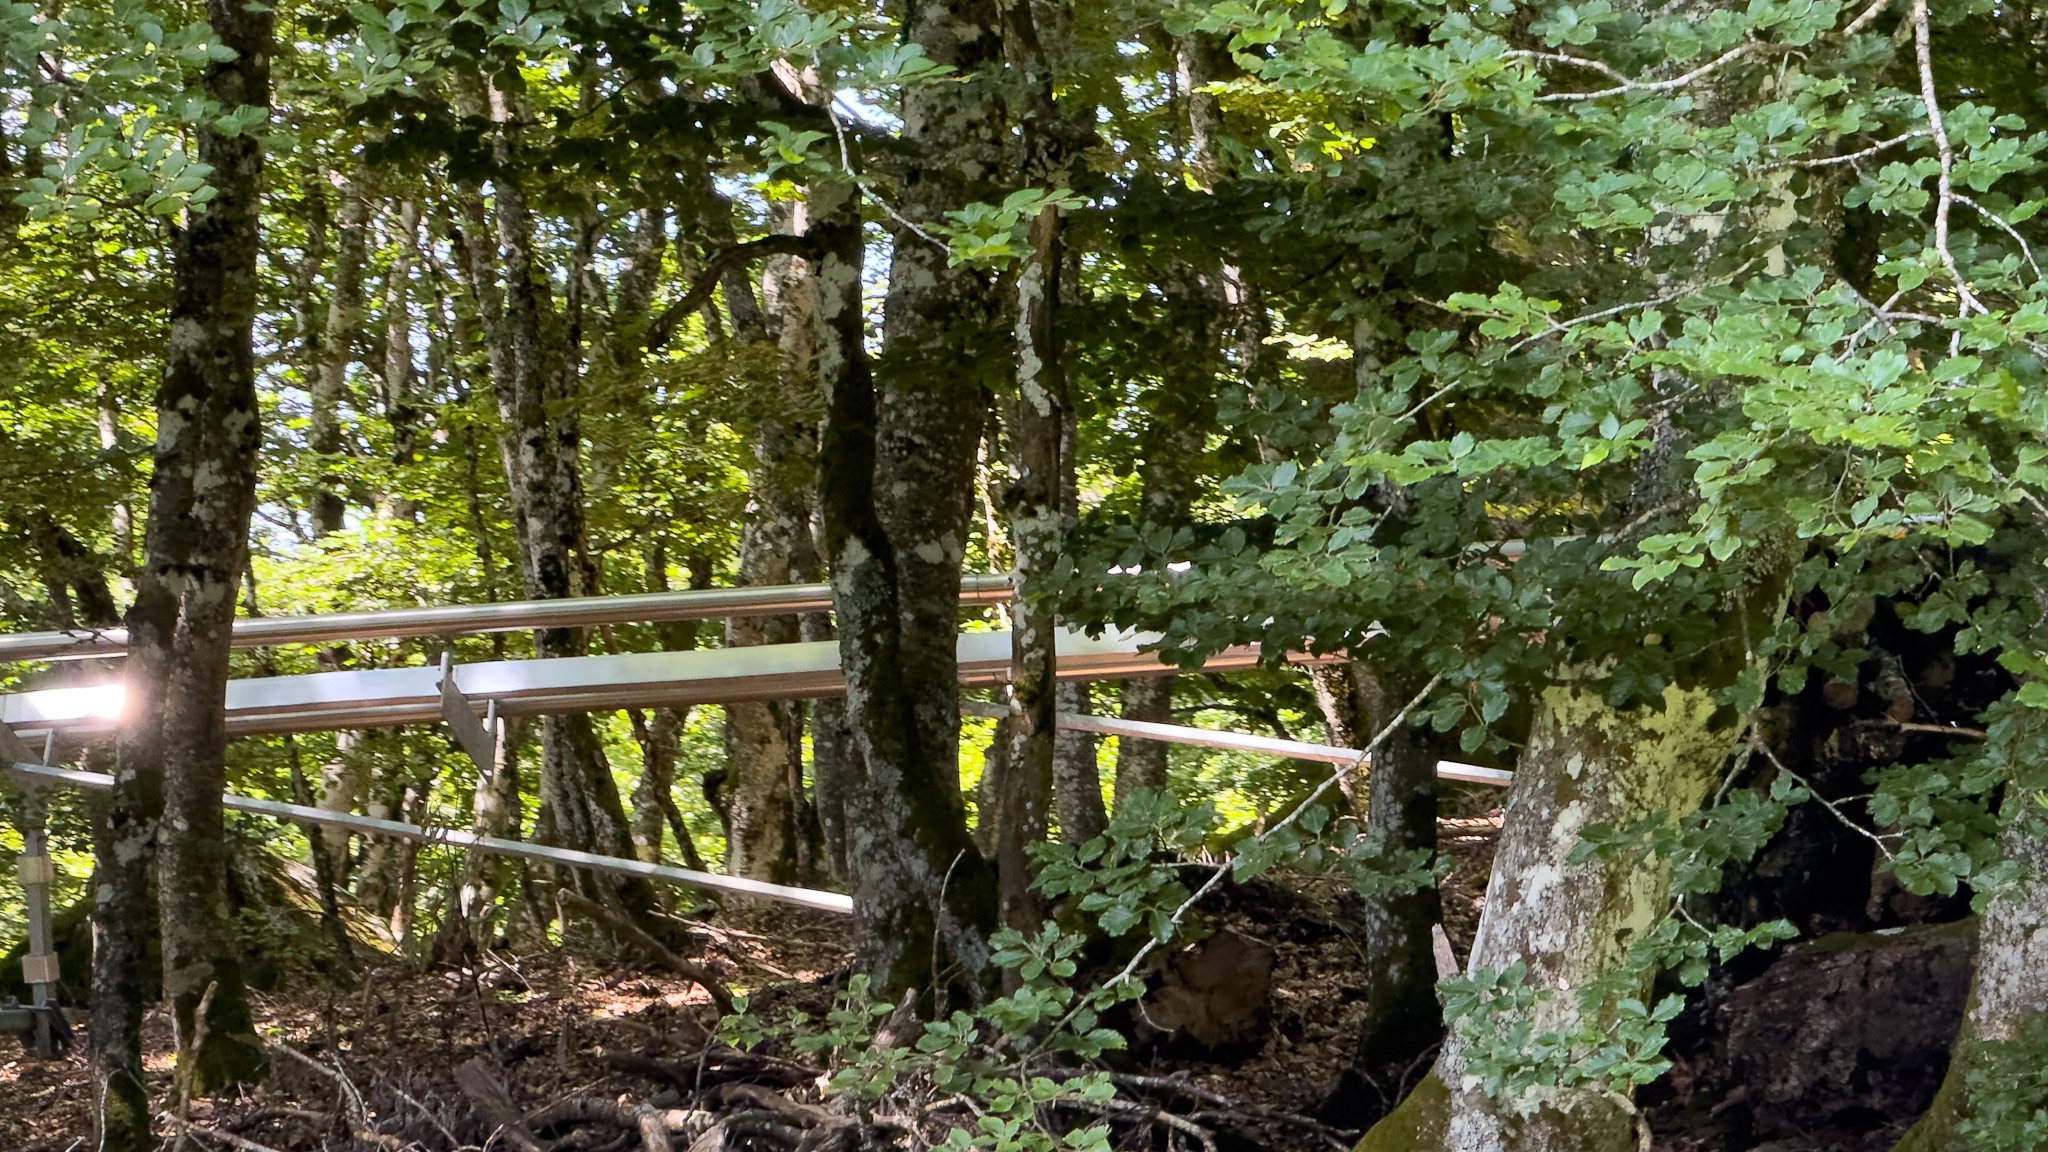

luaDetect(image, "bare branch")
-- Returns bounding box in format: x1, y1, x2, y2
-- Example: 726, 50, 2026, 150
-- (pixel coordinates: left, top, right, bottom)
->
1910, 0, 1984, 316
1526, 41, 1774, 104
644, 234, 819, 353
1842, 0, 1892, 36
1787, 130, 1928, 168
1954, 191, 2044, 280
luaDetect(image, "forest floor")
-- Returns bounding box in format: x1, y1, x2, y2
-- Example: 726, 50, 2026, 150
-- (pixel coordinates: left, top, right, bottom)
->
1, 814, 1504, 1152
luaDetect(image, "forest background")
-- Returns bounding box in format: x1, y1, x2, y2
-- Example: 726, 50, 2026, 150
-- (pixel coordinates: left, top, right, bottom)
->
3, 0, 2048, 1148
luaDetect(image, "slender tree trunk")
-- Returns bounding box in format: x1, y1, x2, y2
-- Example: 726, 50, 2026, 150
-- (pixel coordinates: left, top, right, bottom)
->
312, 169, 367, 539
1115, 676, 1174, 803
114, 0, 274, 1117
995, 200, 1064, 929
722, 195, 819, 883
629, 545, 711, 872
1324, 661, 1446, 1129
381, 198, 421, 521
473, 85, 645, 910
308, 173, 370, 881
1359, 682, 1735, 1152
1051, 379, 1103, 842
1892, 802, 2048, 1152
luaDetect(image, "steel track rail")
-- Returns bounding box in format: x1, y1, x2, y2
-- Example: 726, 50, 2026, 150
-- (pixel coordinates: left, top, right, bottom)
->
0, 575, 1017, 662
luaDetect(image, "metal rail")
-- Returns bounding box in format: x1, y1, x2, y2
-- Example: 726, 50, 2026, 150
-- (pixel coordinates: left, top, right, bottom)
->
5, 761, 855, 914
0, 575, 1018, 662
0, 628, 1268, 742
960, 701, 1513, 786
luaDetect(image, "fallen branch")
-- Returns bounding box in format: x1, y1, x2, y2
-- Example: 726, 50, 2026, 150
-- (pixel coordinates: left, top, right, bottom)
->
556, 888, 737, 1013
161, 1117, 289, 1152
454, 1057, 551, 1152
262, 1041, 368, 1131
1058, 1096, 1219, 1152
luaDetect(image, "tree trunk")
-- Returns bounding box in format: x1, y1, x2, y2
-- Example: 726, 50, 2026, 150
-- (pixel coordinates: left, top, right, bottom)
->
1358, 682, 1733, 1152
628, 545, 711, 872
815, 161, 995, 998
381, 198, 421, 521
116, 0, 274, 1118
312, 168, 367, 539
1891, 806, 2048, 1152
472, 85, 644, 909
723, 235, 819, 881
1324, 661, 1445, 1129
1053, 682, 1105, 842
1116, 676, 1174, 803
995, 200, 1064, 931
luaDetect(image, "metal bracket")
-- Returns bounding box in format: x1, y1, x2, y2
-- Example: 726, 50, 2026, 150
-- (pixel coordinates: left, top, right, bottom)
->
439, 652, 499, 772
0, 720, 38, 771
0, 997, 71, 1055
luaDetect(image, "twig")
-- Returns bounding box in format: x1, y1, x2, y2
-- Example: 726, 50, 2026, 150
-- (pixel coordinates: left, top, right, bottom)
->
1755, 741, 1896, 861
1504, 277, 1729, 355
159, 1117, 288, 1152
263, 1041, 369, 1130
387, 1082, 464, 1148
1954, 191, 2044, 279
1888, 719, 1989, 741
1911, 0, 1982, 317
1059, 1097, 1219, 1152
555, 887, 736, 1014
815, 79, 950, 254
1049, 673, 1445, 1040
1788, 130, 1928, 168
1523, 41, 1775, 103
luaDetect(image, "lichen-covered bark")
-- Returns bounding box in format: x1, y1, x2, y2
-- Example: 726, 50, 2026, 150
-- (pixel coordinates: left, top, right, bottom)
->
815, 163, 995, 997
1891, 812, 2048, 1152
110, 0, 274, 1121
1116, 675, 1174, 803
460, 88, 643, 911
1360, 682, 1731, 1152
997, 203, 1064, 929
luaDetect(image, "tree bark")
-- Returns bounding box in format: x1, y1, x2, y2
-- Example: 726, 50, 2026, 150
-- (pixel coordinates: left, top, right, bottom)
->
311, 168, 368, 539
815, 164, 995, 998
723, 232, 820, 883
381, 198, 421, 522
1358, 682, 1734, 1152
117, 0, 274, 1118
1324, 661, 1445, 1130
995, 200, 1064, 931
1053, 681, 1105, 842
1116, 676, 1174, 803
470, 84, 645, 910
1891, 806, 2048, 1152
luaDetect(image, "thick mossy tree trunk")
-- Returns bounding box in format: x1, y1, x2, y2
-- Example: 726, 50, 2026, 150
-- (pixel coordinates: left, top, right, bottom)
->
1359, 682, 1733, 1152
1891, 810, 2048, 1152
97, 0, 275, 1132
1323, 661, 1446, 1129
814, 168, 995, 998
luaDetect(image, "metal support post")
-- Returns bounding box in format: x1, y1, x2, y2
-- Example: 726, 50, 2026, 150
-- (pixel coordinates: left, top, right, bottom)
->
1, 721, 60, 1057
